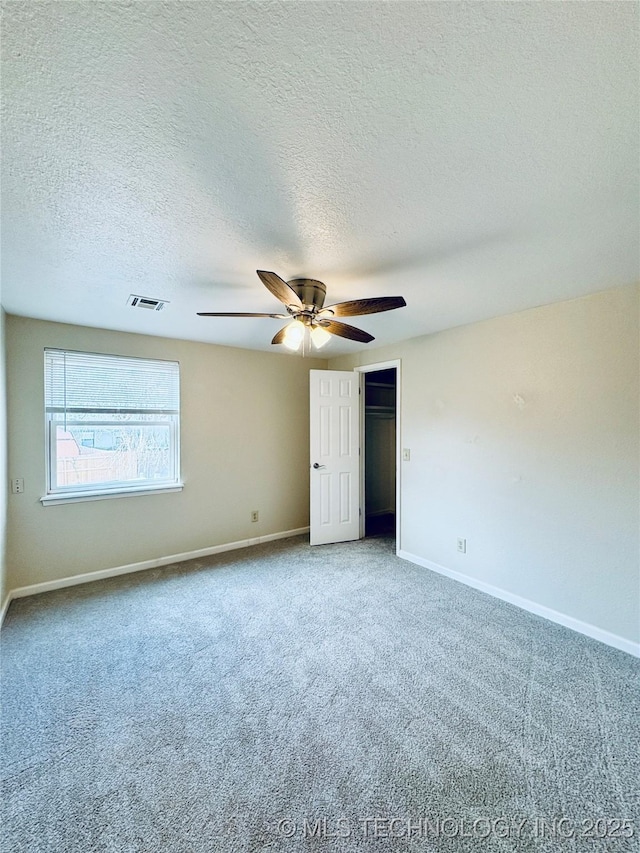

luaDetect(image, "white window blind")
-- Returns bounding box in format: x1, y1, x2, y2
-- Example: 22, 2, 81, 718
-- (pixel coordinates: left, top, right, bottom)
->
45, 350, 180, 416
44, 349, 181, 500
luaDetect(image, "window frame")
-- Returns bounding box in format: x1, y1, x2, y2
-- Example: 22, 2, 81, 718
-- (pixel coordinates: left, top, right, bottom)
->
42, 348, 183, 505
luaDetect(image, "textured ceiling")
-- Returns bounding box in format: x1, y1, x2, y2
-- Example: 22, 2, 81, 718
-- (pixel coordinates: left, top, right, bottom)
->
1, 2, 638, 354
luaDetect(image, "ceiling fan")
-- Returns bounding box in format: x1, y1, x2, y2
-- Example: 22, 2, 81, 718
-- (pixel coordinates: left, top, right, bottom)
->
198, 270, 406, 351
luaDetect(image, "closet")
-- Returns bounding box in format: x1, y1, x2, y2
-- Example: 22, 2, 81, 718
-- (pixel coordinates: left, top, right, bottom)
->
364, 368, 397, 537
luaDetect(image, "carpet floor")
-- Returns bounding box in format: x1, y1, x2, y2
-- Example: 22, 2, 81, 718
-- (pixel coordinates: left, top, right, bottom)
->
1, 535, 638, 852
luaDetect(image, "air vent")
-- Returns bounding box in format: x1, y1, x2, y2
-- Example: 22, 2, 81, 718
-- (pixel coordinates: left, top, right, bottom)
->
127, 294, 169, 311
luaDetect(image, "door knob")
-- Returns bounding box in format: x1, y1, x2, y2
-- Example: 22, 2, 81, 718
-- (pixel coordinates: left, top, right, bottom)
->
312, 462, 326, 469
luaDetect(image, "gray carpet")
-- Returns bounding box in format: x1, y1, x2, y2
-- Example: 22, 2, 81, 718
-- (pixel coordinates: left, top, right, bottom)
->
1, 534, 638, 852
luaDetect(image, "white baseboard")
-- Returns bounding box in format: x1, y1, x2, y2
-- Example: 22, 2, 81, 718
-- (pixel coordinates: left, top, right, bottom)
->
2, 527, 309, 618
398, 549, 640, 659
0, 593, 10, 625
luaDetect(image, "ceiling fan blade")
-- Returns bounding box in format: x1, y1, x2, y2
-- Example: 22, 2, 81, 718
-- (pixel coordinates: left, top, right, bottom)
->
321, 319, 374, 343
197, 312, 287, 318
271, 326, 289, 345
257, 270, 303, 309
321, 296, 406, 317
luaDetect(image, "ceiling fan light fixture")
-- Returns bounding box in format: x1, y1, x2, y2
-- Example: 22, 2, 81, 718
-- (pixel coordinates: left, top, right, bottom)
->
310, 325, 332, 349
198, 269, 406, 350
282, 319, 305, 351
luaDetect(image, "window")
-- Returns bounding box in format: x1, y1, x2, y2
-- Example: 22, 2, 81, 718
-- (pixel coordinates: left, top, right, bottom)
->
43, 349, 181, 503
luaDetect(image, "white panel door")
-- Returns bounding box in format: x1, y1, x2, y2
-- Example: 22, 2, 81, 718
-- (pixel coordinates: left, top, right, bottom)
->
309, 369, 360, 545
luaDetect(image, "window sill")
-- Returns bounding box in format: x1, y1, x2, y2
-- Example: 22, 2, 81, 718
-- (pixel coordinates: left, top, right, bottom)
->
40, 483, 184, 506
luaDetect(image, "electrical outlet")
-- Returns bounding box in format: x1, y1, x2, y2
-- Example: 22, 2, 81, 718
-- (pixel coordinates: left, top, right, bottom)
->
251, 510, 259, 523
457, 538, 467, 554
11, 478, 24, 494
402, 448, 411, 461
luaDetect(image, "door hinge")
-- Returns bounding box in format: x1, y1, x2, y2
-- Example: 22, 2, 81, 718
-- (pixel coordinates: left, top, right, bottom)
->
359, 507, 362, 516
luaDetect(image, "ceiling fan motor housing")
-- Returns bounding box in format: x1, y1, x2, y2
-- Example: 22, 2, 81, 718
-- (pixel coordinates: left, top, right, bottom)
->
287, 279, 327, 310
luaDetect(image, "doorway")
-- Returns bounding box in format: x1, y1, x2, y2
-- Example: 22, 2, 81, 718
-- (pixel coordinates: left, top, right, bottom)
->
308, 363, 400, 549
360, 365, 398, 542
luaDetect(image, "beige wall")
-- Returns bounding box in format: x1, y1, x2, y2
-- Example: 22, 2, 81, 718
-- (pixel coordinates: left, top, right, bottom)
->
6, 316, 326, 589
0, 311, 7, 608
331, 284, 640, 644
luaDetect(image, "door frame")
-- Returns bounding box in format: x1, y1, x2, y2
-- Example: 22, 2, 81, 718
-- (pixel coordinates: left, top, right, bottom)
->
354, 359, 402, 552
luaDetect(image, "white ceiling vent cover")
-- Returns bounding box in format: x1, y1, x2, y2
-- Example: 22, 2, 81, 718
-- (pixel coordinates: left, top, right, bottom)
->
127, 294, 169, 311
